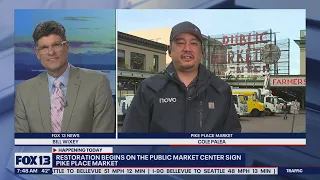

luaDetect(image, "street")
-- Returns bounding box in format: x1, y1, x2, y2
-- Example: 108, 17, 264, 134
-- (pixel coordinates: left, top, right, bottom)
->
240, 111, 306, 133
117, 111, 306, 133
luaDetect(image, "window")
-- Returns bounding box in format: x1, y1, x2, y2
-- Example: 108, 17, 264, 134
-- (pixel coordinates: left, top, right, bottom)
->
266, 97, 274, 104
153, 55, 159, 72
300, 30, 306, 39
232, 95, 238, 104
252, 94, 257, 101
266, 97, 271, 103
118, 49, 126, 68
130, 52, 145, 70
238, 95, 247, 104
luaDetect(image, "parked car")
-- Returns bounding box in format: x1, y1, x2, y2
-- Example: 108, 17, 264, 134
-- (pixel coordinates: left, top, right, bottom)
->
278, 98, 292, 113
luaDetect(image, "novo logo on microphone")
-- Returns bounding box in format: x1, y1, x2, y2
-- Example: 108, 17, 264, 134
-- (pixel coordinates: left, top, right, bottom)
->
159, 97, 177, 103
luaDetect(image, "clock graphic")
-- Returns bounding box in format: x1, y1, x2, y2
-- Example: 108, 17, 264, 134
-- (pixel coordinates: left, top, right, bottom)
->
260, 44, 281, 64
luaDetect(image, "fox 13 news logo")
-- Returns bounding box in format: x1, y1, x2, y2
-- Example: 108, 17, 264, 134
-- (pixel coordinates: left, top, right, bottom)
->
15, 153, 52, 168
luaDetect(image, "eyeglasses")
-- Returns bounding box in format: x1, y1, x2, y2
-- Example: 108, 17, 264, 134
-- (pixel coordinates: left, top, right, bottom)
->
36, 41, 67, 55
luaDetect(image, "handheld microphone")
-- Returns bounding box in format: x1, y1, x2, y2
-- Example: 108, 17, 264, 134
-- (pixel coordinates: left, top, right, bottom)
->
64, 101, 68, 107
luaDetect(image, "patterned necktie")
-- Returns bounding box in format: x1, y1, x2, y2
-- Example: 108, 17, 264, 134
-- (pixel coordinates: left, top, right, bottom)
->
51, 80, 65, 133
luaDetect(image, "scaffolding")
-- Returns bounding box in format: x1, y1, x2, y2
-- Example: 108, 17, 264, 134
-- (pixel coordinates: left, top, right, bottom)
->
202, 29, 290, 78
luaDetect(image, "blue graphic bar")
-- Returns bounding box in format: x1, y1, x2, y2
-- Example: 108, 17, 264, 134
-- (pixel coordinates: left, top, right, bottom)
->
118, 133, 306, 139
52, 153, 246, 167
279, 167, 320, 174
14, 133, 306, 139
15, 168, 52, 174
15, 133, 115, 138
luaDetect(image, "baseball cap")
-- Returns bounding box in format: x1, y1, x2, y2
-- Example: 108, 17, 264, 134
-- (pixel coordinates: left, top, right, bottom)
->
170, 21, 202, 43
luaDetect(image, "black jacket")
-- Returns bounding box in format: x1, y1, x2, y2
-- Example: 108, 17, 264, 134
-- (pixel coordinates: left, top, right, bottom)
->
122, 63, 241, 133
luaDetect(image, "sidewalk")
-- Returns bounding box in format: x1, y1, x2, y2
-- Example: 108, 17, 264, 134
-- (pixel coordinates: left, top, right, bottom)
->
298, 109, 306, 114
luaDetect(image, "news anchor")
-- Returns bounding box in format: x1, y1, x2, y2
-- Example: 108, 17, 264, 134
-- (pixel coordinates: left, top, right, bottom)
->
122, 21, 241, 133
14, 21, 115, 133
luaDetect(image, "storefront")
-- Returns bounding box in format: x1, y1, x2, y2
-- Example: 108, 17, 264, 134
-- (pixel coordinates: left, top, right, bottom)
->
117, 31, 167, 101
269, 76, 306, 108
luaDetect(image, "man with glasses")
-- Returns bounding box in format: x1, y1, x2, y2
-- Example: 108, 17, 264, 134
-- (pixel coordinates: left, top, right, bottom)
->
14, 21, 115, 133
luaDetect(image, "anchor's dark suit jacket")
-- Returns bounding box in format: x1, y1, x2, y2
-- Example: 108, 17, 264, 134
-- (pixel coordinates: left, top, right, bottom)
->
14, 66, 115, 133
